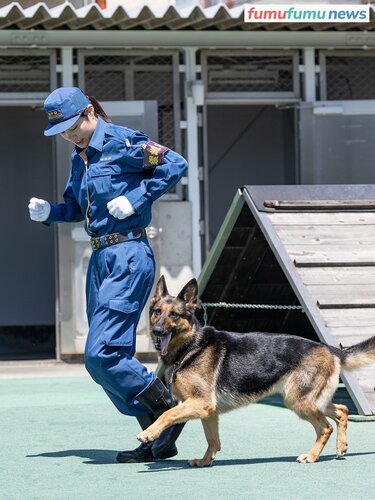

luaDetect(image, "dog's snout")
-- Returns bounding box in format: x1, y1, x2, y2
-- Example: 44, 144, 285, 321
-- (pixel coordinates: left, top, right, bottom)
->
152, 313, 166, 335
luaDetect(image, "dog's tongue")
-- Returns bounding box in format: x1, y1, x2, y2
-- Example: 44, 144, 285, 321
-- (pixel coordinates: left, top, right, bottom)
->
160, 332, 172, 356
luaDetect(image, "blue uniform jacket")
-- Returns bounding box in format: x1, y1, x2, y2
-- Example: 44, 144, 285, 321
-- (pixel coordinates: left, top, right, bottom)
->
45, 117, 188, 236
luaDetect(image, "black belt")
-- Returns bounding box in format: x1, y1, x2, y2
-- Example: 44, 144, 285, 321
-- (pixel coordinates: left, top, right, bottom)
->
90, 229, 146, 251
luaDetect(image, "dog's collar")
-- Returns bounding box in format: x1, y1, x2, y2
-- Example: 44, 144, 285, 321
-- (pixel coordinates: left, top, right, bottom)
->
168, 361, 180, 391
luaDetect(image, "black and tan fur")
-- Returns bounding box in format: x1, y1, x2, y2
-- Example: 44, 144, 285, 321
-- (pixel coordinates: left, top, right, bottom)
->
137, 276, 375, 467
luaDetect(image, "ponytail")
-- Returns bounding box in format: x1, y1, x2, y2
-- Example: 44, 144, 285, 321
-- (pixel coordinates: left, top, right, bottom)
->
87, 95, 112, 123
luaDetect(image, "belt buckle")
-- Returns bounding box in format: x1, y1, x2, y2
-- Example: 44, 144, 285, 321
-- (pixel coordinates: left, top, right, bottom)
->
90, 237, 100, 251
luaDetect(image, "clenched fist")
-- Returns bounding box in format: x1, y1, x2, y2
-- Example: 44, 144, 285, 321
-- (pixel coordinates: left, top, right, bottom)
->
107, 196, 135, 220
28, 197, 51, 222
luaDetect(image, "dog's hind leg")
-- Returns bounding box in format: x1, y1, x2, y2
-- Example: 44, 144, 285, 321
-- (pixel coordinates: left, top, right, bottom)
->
284, 345, 339, 463
325, 403, 349, 458
188, 413, 221, 468
296, 412, 333, 463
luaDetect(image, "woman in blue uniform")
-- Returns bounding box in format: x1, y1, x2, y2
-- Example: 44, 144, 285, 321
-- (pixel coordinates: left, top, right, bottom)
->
28, 87, 188, 463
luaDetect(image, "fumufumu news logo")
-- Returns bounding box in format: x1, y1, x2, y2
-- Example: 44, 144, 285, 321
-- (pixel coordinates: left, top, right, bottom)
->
244, 4, 370, 23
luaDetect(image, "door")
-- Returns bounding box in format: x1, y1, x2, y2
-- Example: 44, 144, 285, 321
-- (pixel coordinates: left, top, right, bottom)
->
300, 101, 375, 184
0, 107, 55, 360
205, 104, 297, 247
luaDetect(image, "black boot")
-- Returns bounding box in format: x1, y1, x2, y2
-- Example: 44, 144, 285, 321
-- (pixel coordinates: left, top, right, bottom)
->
136, 377, 185, 459
116, 414, 179, 463
116, 415, 154, 463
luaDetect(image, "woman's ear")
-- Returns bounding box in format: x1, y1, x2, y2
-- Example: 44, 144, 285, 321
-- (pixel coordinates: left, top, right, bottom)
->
86, 103, 96, 118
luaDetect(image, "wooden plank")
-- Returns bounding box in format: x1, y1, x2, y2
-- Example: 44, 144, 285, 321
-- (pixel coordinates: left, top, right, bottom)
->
353, 366, 375, 377
295, 259, 375, 268
328, 326, 375, 338
264, 199, 375, 210
306, 284, 375, 303
286, 244, 375, 255
297, 267, 375, 285
277, 224, 375, 236
328, 328, 375, 348
361, 392, 375, 414
322, 309, 375, 328
353, 368, 375, 392
285, 245, 375, 267
353, 377, 375, 392
318, 298, 375, 309
274, 225, 375, 246
308, 283, 375, 296
269, 212, 375, 225
361, 391, 375, 411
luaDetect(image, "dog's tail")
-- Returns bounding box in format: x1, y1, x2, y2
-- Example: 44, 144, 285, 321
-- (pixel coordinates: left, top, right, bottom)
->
339, 336, 375, 370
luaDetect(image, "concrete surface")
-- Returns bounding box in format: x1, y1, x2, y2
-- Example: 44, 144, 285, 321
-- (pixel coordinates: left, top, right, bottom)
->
1, 374, 375, 500
1, 360, 375, 500
0, 360, 157, 380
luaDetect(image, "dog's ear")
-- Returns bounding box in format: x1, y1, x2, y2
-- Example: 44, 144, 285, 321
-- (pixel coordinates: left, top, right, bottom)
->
152, 275, 169, 304
177, 278, 198, 310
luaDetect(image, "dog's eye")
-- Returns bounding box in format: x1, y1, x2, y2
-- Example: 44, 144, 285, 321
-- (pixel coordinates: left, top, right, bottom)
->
153, 309, 161, 316
170, 311, 181, 320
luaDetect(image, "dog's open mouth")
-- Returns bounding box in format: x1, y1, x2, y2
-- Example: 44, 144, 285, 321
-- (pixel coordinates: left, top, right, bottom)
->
154, 337, 161, 352
153, 331, 173, 356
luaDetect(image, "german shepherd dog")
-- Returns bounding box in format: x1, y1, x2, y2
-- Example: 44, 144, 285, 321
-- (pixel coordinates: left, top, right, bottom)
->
137, 276, 375, 467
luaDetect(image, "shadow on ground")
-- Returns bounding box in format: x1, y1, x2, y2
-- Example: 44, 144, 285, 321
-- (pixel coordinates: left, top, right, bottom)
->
139, 451, 375, 472
27, 449, 119, 465
26, 449, 375, 468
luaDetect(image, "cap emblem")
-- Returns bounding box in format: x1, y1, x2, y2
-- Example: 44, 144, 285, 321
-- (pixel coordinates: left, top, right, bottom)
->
47, 110, 64, 122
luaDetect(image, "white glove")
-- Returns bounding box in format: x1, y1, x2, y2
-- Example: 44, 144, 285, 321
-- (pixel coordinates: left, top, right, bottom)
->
107, 196, 135, 220
28, 197, 51, 222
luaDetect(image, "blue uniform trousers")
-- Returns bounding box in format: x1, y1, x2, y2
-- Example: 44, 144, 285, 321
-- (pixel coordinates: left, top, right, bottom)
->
84, 237, 156, 417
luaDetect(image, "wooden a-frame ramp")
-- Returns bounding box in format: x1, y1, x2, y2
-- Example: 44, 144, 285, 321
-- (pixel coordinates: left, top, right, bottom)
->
198, 185, 375, 416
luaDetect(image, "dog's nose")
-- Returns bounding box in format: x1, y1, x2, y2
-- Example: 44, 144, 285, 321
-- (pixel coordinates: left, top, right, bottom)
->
153, 325, 164, 335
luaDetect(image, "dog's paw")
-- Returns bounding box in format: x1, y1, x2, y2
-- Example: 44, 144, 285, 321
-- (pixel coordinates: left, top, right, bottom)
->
296, 453, 318, 463
137, 430, 156, 443
336, 448, 347, 458
336, 444, 348, 458
188, 458, 213, 467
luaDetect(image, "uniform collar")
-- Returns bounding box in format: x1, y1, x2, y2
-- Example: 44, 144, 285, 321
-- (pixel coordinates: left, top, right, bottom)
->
76, 116, 106, 157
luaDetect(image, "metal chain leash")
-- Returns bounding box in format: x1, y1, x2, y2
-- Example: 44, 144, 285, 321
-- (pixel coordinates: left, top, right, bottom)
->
199, 301, 304, 326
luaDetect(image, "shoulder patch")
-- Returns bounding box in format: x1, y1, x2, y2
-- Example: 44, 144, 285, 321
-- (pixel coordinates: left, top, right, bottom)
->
143, 141, 169, 171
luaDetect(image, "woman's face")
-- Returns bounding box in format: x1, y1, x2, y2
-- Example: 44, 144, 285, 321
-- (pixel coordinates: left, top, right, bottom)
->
60, 104, 98, 148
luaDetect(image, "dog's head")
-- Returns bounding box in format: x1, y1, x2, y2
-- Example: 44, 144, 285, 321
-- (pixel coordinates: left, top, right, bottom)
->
149, 275, 198, 357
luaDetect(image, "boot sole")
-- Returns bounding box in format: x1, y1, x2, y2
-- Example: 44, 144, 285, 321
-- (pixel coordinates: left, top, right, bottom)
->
116, 447, 178, 463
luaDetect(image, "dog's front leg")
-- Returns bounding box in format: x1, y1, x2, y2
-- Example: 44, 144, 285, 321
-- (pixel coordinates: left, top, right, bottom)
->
137, 398, 215, 443
188, 413, 221, 467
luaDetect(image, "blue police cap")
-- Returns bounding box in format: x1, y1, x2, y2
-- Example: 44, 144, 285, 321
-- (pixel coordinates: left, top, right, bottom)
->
43, 87, 90, 136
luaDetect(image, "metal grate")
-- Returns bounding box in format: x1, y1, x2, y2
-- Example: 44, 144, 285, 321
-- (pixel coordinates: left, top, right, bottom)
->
205, 54, 295, 93
323, 54, 375, 100
0, 54, 50, 93
134, 70, 175, 152
83, 54, 177, 149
